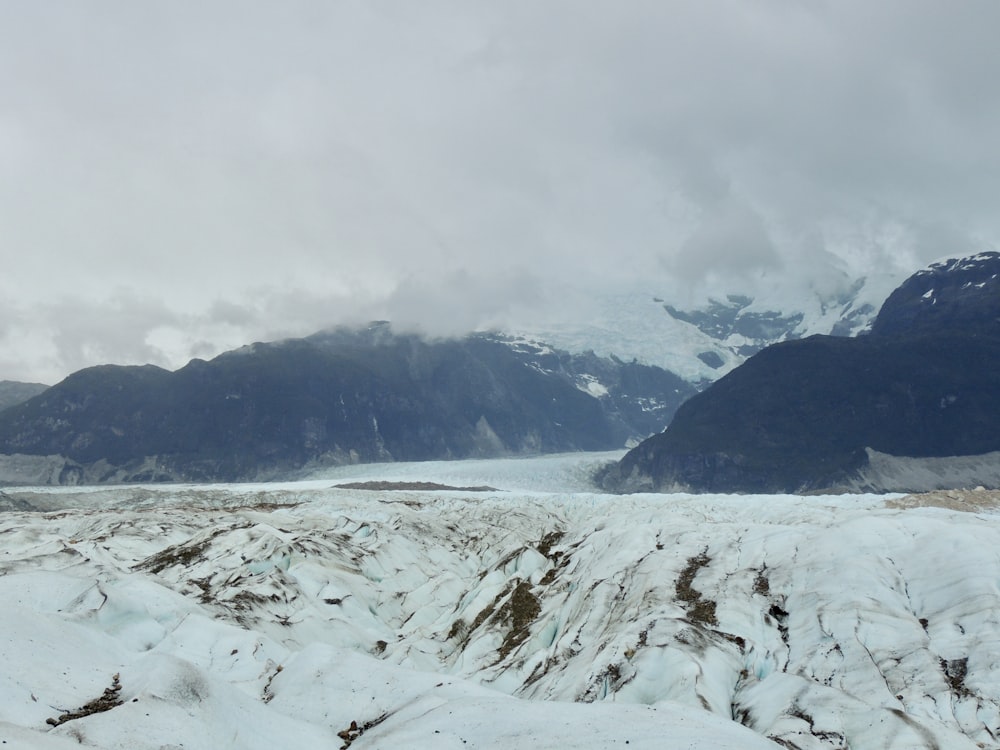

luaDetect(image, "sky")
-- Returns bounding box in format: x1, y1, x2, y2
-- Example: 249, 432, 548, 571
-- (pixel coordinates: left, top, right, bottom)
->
2, 1, 1000, 384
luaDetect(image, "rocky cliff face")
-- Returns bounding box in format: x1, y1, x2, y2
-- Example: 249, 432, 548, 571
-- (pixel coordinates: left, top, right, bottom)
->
602, 253, 1000, 493
0, 324, 694, 484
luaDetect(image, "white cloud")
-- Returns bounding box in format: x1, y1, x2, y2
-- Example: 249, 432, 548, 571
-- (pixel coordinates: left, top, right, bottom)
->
2, 1, 999, 381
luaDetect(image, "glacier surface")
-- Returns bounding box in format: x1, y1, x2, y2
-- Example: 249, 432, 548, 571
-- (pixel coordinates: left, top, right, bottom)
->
1, 452, 999, 749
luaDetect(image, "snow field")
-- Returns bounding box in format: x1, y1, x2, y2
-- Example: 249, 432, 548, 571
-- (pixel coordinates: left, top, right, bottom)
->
2, 453, 1000, 748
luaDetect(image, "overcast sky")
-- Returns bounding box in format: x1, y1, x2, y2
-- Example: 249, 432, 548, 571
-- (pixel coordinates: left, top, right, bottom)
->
2, 1, 999, 383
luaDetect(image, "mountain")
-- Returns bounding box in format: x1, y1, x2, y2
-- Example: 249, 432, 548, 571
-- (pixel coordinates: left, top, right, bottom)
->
602, 252, 1000, 493
872, 251, 1000, 336
0, 263, 914, 488
513, 269, 899, 384
0, 379, 48, 413
0, 323, 694, 485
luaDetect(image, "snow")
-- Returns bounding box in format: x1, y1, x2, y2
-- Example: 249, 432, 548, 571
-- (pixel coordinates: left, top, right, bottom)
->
509, 272, 902, 384
737, 269, 899, 339
575, 373, 609, 398
498, 335, 556, 357
513, 292, 737, 382
926, 251, 1000, 275
3, 452, 1000, 748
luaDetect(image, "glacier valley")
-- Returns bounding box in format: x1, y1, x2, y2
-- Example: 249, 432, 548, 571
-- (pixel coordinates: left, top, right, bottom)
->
2, 452, 998, 749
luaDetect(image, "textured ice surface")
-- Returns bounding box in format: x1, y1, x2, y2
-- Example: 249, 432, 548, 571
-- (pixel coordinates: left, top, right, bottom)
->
2, 453, 999, 748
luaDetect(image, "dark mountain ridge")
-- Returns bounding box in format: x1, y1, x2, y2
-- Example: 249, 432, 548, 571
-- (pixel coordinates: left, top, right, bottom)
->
0, 380, 48, 413
0, 324, 694, 484
872, 252, 1000, 337
602, 252, 1000, 493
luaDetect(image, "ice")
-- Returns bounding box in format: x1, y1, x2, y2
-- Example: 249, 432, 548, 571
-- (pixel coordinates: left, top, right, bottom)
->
2, 453, 1000, 748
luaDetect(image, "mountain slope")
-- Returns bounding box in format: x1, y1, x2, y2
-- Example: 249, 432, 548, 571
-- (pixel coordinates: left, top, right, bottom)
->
0, 324, 694, 484
603, 333, 1000, 492
0, 379, 48, 413
604, 252, 1000, 493
872, 251, 1000, 336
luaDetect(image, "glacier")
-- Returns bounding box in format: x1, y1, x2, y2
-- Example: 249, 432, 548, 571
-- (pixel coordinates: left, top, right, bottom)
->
509, 269, 902, 385
1, 452, 999, 749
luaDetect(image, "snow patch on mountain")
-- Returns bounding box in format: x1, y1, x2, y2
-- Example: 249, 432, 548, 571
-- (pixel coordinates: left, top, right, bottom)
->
575, 373, 609, 398
509, 269, 904, 384
512, 292, 733, 382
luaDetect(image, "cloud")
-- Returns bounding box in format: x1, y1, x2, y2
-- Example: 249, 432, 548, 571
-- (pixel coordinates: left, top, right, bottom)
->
2, 1, 1000, 380
0, 292, 176, 384
668, 199, 781, 288
382, 269, 546, 338
42, 292, 180, 372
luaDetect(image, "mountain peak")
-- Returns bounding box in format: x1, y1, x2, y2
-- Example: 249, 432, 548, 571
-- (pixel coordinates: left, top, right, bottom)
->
871, 250, 1000, 337
604, 251, 1000, 494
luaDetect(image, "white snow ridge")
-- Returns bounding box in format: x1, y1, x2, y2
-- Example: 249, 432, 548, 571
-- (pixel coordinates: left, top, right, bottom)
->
2, 453, 1000, 749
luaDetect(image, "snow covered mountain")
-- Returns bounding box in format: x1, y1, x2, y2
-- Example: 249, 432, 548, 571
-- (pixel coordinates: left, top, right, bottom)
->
2, 452, 999, 749
511, 268, 902, 383
605, 252, 1000, 493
